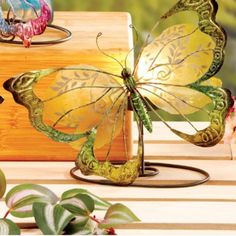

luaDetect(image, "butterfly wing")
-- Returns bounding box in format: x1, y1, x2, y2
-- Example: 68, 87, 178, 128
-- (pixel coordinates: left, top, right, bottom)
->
135, 0, 232, 147
42, 65, 128, 152
4, 66, 129, 156
4, 66, 138, 184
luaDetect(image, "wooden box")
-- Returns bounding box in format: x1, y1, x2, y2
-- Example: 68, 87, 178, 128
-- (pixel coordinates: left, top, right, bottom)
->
0, 12, 133, 161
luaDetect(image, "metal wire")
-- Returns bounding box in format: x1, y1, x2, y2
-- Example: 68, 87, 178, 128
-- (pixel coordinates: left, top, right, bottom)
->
70, 116, 210, 188
70, 162, 210, 188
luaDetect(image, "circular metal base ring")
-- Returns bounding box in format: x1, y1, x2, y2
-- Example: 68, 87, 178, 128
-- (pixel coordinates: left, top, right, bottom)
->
70, 161, 210, 188
0, 23, 72, 45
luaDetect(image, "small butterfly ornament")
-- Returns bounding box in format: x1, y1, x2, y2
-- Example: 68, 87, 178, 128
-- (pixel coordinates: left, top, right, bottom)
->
0, 0, 53, 47
4, 0, 233, 185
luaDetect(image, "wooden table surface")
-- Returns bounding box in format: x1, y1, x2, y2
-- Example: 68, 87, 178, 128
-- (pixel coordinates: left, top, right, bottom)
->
1, 12, 236, 235
1, 121, 236, 235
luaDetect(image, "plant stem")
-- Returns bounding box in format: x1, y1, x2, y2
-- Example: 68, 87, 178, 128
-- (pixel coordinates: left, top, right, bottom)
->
3, 209, 10, 219
90, 215, 101, 224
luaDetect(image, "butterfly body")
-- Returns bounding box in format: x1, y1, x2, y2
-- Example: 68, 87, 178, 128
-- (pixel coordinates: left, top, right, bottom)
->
122, 68, 153, 133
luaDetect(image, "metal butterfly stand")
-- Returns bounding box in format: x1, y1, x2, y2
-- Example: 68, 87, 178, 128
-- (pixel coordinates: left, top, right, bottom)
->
70, 113, 210, 188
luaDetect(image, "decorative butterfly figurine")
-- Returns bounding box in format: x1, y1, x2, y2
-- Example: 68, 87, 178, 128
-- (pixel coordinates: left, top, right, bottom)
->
0, 0, 53, 47
4, 0, 233, 185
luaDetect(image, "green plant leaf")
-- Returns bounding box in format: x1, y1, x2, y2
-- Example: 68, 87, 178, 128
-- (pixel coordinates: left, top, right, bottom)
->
0, 219, 20, 235
99, 203, 140, 229
61, 188, 111, 210
60, 193, 95, 216
5, 184, 59, 218
65, 218, 96, 235
33, 202, 75, 235
0, 169, 6, 199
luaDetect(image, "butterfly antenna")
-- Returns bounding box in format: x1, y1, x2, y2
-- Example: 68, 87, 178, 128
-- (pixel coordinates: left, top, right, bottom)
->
96, 32, 124, 70
125, 24, 139, 69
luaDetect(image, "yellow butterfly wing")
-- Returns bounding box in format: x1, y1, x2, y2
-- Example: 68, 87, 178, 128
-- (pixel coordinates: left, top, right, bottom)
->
4, 66, 130, 160
137, 24, 216, 115
134, 0, 232, 147
43, 66, 127, 152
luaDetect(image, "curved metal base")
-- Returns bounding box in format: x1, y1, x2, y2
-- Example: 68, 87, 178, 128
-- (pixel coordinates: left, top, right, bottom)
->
0, 23, 72, 45
139, 165, 160, 177
70, 161, 210, 188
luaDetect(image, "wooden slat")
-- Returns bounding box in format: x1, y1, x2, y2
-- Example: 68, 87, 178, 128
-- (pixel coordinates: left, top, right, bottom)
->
133, 143, 231, 160
2, 200, 236, 224
132, 122, 232, 160
117, 201, 236, 224
230, 144, 236, 160
5, 184, 236, 201
1, 201, 236, 229
1, 160, 236, 185
20, 229, 236, 235
133, 122, 226, 143
1, 161, 236, 234
116, 229, 236, 235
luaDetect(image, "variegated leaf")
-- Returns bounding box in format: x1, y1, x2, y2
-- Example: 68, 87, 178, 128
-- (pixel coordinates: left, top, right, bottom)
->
99, 203, 140, 229
33, 202, 75, 235
65, 218, 96, 235
61, 188, 111, 210
5, 184, 59, 218
0, 219, 20, 235
0, 169, 6, 199
60, 193, 94, 216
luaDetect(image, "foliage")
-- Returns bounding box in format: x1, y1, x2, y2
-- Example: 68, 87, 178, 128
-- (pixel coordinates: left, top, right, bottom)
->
0, 169, 6, 199
0, 183, 140, 235
0, 219, 20, 235
53, 0, 236, 33
5, 184, 59, 218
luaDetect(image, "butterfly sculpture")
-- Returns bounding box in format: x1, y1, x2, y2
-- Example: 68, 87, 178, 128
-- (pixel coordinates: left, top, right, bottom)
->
0, 0, 53, 47
4, 0, 233, 185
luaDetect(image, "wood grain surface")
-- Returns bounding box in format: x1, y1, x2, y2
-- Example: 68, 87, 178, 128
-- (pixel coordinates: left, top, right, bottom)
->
0, 12, 133, 161
1, 159, 236, 235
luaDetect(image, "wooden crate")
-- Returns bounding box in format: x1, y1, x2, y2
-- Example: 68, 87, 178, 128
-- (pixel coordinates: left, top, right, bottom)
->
0, 12, 133, 161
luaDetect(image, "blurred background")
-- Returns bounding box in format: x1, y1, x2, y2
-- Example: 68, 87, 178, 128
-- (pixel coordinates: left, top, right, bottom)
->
53, 0, 236, 94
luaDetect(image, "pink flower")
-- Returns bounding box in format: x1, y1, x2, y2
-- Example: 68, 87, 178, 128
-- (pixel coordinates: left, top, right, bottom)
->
224, 96, 236, 143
